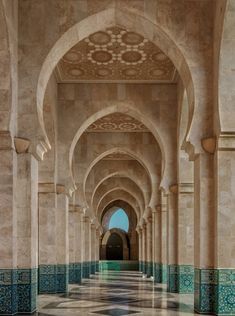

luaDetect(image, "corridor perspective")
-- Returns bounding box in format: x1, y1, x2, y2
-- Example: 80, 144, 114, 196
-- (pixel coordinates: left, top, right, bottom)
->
0, 0, 235, 315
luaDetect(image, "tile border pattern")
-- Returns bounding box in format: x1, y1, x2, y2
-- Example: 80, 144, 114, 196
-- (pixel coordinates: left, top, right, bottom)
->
0, 268, 37, 315
194, 268, 235, 315
38, 264, 68, 294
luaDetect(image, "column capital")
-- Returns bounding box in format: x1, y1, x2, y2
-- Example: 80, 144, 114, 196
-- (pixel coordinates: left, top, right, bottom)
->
169, 184, 178, 194
178, 183, 194, 194
217, 132, 235, 150
201, 136, 216, 154
14, 137, 30, 154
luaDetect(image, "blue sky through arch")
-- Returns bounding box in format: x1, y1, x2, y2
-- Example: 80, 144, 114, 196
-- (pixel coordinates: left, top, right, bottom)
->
109, 208, 129, 232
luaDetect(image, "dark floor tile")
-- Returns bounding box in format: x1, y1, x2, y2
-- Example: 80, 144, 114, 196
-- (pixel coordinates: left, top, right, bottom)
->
91, 308, 140, 315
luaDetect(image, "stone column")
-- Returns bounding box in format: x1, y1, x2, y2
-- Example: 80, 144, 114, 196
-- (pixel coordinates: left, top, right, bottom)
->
74, 206, 82, 284
146, 216, 153, 277
142, 222, 147, 275
56, 185, 69, 293
95, 229, 100, 272
68, 205, 82, 284
161, 193, 168, 283
16, 140, 38, 314
137, 227, 143, 272
177, 183, 194, 293
38, 183, 57, 294
90, 223, 96, 275
193, 150, 215, 314
82, 215, 90, 278
0, 133, 18, 315
167, 186, 178, 292
153, 205, 162, 283
213, 133, 235, 315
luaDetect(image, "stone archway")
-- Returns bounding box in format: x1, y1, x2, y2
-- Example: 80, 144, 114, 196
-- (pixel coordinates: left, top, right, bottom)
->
101, 228, 129, 260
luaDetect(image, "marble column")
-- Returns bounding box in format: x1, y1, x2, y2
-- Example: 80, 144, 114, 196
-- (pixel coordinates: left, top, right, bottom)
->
16, 145, 38, 314
194, 151, 215, 314
95, 228, 100, 272
161, 194, 168, 283
167, 187, 178, 292
137, 227, 143, 272
90, 223, 96, 275
74, 206, 82, 283
146, 216, 153, 277
142, 222, 147, 275
153, 205, 162, 283
82, 215, 91, 279
0, 133, 18, 315
56, 186, 69, 293
0, 135, 39, 315
38, 183, 57, 294
213, 133, 235, 315
68, 205, 82, 284
177, 183, 194, 293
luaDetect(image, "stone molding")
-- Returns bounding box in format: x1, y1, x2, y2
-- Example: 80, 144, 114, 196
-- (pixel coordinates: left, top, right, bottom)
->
217, 132, 235, 150
178, 183, 194, 194
38, 182, 56, 193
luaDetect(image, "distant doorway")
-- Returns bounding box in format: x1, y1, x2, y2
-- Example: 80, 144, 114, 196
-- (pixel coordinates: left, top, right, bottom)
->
106, 232, 123, 260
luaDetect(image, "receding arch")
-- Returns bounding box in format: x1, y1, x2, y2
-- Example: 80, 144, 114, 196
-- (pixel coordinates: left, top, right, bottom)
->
96, 187, 142, 216
92, 177, 145, 216
82, 147, 154, 208
89, 172, 149, 211
36, 7, 195, 189
98, 197, 140, 224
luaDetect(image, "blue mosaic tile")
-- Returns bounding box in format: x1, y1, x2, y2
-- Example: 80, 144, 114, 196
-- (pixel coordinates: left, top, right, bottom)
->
0, 270, 17, 315
178, 265, 194, 294
69, 263, 75, 284
56, 264, 68, 293
74, 263, 82, 284
167, 265, 178, 293
17, 268, 37, 313
194, 268, 217, 314
216, 269, 235, 315
38, 265, 57, 294
82, 262, 90, 279
146, 262, 153, 277
161, 264, 167, 284
154, 263, 162, 283
0, 268, 37, 315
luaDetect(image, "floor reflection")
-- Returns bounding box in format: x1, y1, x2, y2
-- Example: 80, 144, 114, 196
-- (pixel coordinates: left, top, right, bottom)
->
38, 271, 211, 316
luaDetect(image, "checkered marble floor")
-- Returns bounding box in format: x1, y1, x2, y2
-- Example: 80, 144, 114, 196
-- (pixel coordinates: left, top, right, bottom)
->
36, 271, 211, 316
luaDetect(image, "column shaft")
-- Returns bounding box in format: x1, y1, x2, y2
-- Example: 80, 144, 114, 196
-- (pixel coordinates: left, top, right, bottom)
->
146, 217, 153, 277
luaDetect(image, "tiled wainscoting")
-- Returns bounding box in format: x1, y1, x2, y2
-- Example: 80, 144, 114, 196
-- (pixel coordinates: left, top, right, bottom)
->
99, 260, 139, 272
0, 268, 37, 314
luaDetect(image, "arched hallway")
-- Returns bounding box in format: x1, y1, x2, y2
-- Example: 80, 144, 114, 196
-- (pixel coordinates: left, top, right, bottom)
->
0, 1, 235, 315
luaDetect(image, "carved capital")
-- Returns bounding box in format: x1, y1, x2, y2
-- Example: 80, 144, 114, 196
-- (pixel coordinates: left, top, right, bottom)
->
38, 182, 56, 193
14, 137, 30, 154
201, 137, 216, 154
169, 184, 178, 194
